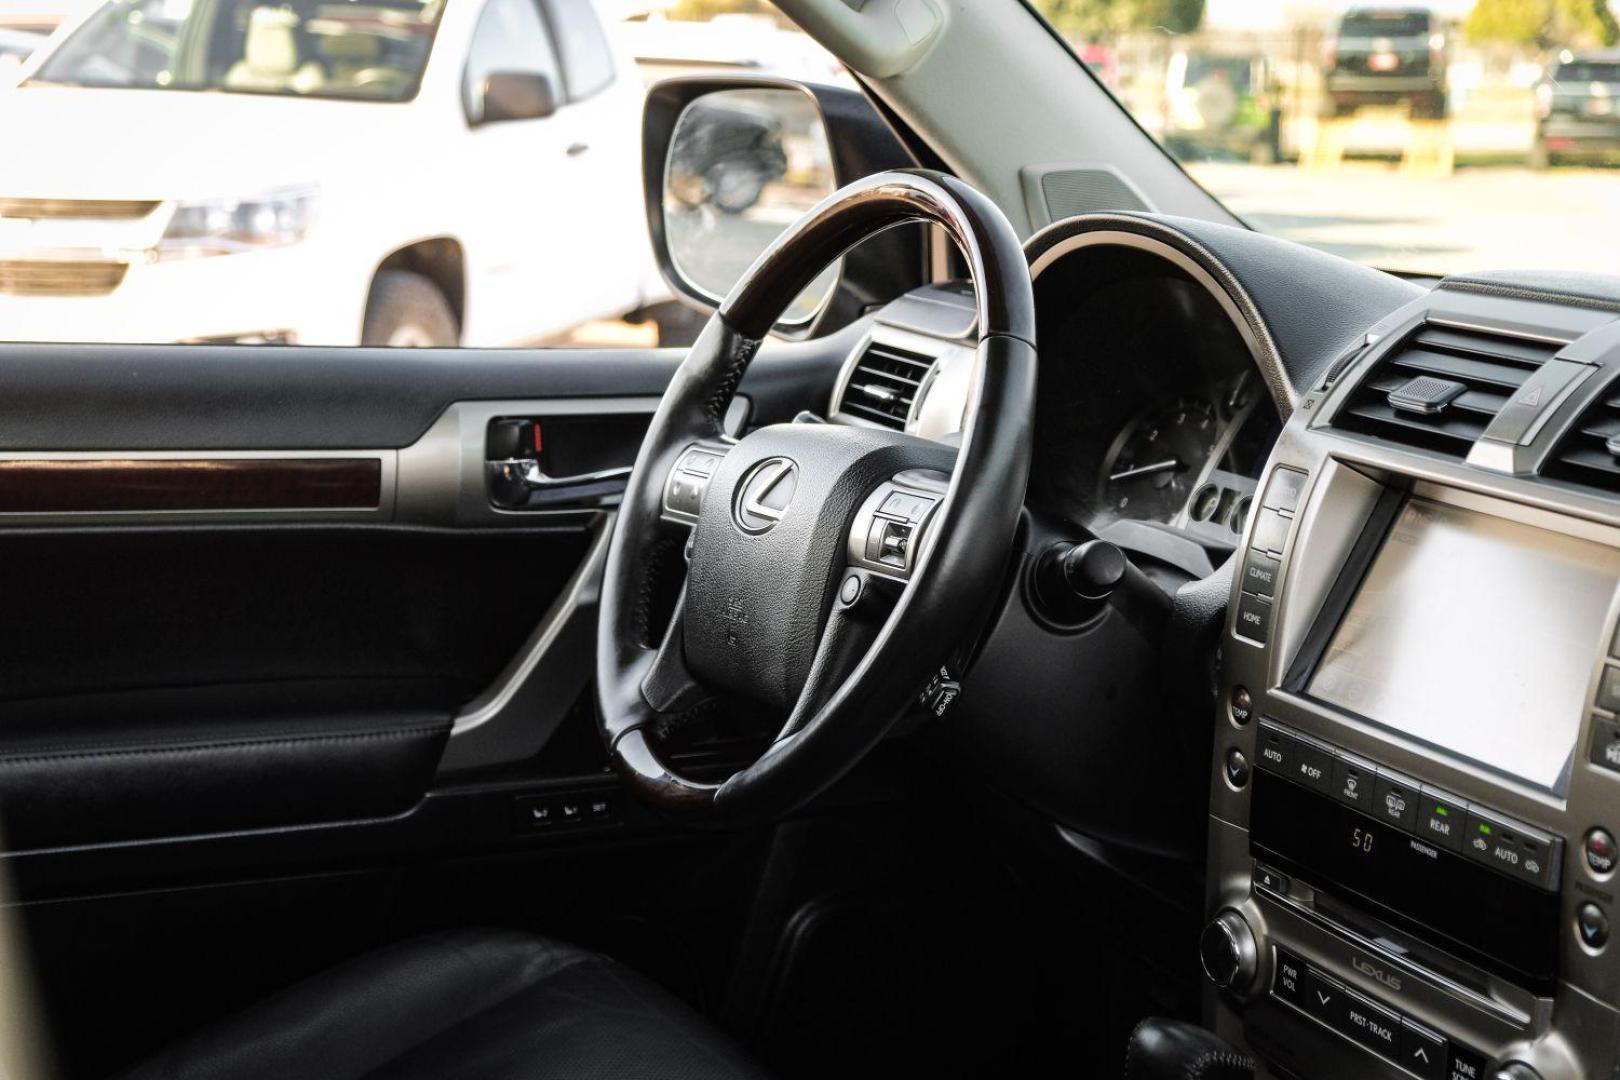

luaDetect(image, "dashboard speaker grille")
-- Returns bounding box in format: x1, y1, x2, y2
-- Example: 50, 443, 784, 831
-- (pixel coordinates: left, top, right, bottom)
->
1544, 384, 1620, 493
1331, 324, 1558, 458
839, 340, 935, 430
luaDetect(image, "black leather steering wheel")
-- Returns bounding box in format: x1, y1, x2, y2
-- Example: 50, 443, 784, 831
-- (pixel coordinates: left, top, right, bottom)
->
596, 170, 1035, 820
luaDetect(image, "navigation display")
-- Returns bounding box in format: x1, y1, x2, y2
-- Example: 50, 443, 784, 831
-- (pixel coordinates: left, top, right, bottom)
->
1308, 497, 1620, 794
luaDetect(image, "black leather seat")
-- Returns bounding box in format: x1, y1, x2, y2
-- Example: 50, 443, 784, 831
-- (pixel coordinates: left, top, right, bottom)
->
121, 929, 771, 1080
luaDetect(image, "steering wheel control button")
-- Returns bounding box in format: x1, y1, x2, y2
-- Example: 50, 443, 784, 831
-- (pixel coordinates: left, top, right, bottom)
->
1577, 903, 1610, 950
1417, 785, 1468, 853
1224, 748, 1250, 790
1372, 771, 1421, 831
838, 573, 862, 606
1241, 550, 1280, 599
677, 449, 723, 477
918, 666, 961, 719
1398, 1020, 1447, 1080
1229, 686, 1252, 726
665, 473, 707, 518
877, 491, 931, 522
1585, 829, 1617, 876
1250, 508, 1292, 556
1261, 467, 1308, 513
1330, 753, 1376, 811
1234, 591, 1272, 644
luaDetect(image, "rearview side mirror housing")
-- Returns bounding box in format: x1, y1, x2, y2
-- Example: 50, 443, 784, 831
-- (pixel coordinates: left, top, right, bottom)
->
644, 75, 927, 340
476, 71, 558, 126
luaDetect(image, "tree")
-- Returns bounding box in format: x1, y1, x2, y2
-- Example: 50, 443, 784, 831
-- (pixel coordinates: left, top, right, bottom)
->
1465, 0, 1618, 49
1032, 0, 1205, 42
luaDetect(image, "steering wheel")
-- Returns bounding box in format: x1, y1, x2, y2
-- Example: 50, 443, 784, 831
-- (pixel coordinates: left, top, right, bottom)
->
596, 170, 1035, 820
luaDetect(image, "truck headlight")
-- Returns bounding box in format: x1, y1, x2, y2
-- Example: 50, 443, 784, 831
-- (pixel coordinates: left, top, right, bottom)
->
157, 186, 317, 259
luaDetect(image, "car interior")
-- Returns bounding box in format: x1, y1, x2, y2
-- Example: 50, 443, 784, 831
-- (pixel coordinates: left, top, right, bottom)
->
1, 1, 1617, 1079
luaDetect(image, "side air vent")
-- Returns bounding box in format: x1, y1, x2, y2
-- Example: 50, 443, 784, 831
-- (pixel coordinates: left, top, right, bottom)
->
1332, 324, 1559, 457
1544, 385, 1620, 493
839, 340, 936, 430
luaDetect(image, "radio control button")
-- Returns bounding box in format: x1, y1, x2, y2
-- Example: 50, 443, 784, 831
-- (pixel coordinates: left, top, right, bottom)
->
1250, 508, 1291, 555
1416, 785, 1467, 853
1340, 986, 1402, 1060
1331, 753, 1376, 811
1256, 722, 1290, 774
1254, 864, 1290, 895
1235, 591, 1272, 644
1585, 828, 1616, 876
1597, 665, 1620, 713
1241, 549, 1280, 598
1577, 902, 1609, 950
1302, 967, 1346, 1029
1372, 771, 1421, 831
1446, 1043, 1489, 1080
1271, 947, 1306, 1005
1398, 1020, 1447, 1080
1462, 807, 1560, 889
1230, 685, 1252, 725
1224, 748, 1250, 790
1286, 734, 1334, 794
1591, 715, 1620, 774
1262, 467, 1308, 513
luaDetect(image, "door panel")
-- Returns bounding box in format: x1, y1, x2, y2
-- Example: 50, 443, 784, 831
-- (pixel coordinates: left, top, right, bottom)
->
0, 327, 855, 863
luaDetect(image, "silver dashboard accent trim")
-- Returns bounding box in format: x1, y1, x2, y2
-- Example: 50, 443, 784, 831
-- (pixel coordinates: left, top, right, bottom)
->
1026, 227, 1285, 415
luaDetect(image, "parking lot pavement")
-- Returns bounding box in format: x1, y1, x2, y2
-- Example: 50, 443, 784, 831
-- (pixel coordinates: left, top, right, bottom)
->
1190, 161, 1620, 276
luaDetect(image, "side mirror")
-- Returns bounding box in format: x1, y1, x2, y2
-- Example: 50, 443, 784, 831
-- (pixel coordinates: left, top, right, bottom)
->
476, 71, 558, 126
644, 76, 924, 339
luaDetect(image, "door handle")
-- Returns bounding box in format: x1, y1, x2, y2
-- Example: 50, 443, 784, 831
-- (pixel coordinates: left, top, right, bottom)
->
488, 458, 630, 510
566, 142, 590, 157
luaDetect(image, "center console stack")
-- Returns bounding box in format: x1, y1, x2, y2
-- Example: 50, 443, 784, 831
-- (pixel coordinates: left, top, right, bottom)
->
1207, 280, 1620, 1080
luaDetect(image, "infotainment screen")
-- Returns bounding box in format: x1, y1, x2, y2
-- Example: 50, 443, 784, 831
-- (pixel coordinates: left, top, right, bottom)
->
1307, 496, 1620, 794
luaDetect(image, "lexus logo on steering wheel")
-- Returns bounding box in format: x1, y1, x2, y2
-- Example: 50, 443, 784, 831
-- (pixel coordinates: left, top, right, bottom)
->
733, 457, 798, 534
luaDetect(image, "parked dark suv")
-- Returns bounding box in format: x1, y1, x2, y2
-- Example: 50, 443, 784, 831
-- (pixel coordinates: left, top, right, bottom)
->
1323, 6, 1448, 118
1533, 49, 1620, 166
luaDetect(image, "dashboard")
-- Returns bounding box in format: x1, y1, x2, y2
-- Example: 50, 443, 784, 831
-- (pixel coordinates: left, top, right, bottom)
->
827, 212, 1620, 1080
829, 243, 1282, 573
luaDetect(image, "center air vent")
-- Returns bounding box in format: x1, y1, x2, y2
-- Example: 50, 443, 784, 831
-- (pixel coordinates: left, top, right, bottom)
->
1332, 324, 1559, 458
838, 339, 936, 430
1544, 384, 1620, 493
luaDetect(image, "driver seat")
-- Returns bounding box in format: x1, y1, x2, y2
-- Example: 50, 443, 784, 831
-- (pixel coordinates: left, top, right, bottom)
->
119, 928, 771, 1080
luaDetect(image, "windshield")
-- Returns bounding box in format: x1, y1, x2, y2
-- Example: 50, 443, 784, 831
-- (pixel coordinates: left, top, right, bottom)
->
1034, 0, 1620, 277
29, 0, 444, 101
1338, 10, 1432, 38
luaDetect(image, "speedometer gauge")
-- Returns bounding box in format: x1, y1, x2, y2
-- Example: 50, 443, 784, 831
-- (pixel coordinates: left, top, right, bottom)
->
1098, 398, 1219, 523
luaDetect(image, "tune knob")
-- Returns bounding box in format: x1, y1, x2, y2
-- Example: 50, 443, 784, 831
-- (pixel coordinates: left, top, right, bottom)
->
1492, 1065, 1542, 1080
1200, 909, 1259, 991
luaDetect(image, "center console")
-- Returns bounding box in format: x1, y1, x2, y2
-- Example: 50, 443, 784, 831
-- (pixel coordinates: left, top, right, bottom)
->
1207, 284, 1620, 1080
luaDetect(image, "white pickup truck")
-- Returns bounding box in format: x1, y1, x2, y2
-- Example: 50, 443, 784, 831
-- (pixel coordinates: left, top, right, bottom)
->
0, 0, 661, 346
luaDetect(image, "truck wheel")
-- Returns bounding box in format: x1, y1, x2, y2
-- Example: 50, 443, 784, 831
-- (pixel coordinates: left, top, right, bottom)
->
362, 270, 458, 347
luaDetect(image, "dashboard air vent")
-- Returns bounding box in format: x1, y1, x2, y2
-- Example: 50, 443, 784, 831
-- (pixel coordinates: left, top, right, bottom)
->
840, 340, 936, 430
1332, 325, 1558, 457
1544, 384, 1620, 493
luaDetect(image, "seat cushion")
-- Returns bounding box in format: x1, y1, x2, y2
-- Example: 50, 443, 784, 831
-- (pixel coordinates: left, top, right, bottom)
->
119, 929, 771, 1080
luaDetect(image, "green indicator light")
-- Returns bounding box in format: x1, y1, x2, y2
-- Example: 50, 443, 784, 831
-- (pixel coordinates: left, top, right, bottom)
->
1478, 823, 1492, 835
1435, 806, 1448, 817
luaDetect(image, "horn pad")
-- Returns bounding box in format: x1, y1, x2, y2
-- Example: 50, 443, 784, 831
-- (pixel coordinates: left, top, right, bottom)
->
683, 423, 953, 711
